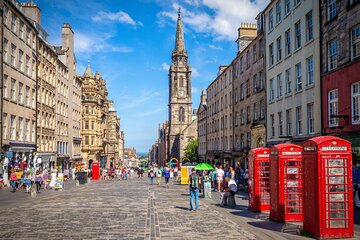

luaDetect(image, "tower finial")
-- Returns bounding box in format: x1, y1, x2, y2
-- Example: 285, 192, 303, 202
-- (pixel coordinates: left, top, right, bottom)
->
178, 8, 181, 18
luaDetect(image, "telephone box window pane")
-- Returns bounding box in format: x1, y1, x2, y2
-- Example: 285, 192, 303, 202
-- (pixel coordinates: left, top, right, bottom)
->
330, 212, 346, 218
330, 220, 346, 228
330, 202, 345, 210
329, 167, 344, 175
327, 159, 344, 167
328, 185, 345, 192
287, 167, 299, 174
329, 193, 345, 201
329, 176, 344, 184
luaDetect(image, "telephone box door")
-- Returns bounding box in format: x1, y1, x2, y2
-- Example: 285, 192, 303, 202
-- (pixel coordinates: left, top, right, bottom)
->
92, 162, 100, 180
321, 154, 353, 237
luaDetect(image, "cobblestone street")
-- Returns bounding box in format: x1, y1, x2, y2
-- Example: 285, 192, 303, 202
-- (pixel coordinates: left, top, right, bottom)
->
0, 177, 359, 240
0, 178, 256, 240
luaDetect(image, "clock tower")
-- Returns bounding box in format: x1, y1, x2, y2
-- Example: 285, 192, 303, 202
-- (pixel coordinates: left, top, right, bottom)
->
168, 9, 193, 160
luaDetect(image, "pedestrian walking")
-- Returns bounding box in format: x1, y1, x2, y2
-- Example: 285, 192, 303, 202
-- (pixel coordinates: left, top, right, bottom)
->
10, 170, 18, 192
157, 167, 163, 185
216, 165, 224, 192
35, 170, 42, 193
163, 167, 170, 185
188, 168, 200, 211
148, 168, 155, 185
24, 172, 32, 193
42, 170, 49, 190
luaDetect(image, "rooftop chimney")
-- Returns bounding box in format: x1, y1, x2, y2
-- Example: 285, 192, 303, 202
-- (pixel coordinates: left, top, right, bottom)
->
236, 23, 257, 54
21, 2, 41, 25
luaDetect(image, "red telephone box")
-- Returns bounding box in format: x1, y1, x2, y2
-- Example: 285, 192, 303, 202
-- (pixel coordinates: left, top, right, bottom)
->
270, 144, 303, 222
302, 136, 353, 239
92, 162, 100, 180
248, 148, 270, 212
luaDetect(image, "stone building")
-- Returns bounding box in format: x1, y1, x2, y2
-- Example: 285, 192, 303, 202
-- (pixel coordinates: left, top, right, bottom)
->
264, 0, 321, 146
233, 22, 266, 169
80, 66, 123, 168
168, 10, 197, 162
58, 24, 82, 164
106, 102, 121, 168
205, 65, 233, 166
80, 65, 107, 166
197, 91, 207, 162
1, 0, 37, 167
320, 0, 360, 163
157, 122, 168, 166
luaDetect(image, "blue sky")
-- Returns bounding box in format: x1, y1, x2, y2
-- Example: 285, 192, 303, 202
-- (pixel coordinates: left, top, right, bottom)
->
32, 0, 268, 152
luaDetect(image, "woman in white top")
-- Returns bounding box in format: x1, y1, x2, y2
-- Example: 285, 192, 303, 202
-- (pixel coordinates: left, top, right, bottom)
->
49, 170, 57, 189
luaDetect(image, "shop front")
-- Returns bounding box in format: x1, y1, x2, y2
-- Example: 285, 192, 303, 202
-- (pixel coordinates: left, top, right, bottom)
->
57, 154, 70, 171
4, 142, 36, 169
35, 153, 56, 170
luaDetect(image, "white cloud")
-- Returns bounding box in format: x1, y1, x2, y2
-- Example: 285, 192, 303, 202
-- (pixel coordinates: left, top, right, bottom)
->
162, 62, 170, 71
192, 67, 199, 77
74, 31, 133, 53
158, 0, 269, 41
192, 86, 200, 94
92, 11, 140, 26
208, 44, 222, 50
119, 90, 163, 110
137, 107, 167, 117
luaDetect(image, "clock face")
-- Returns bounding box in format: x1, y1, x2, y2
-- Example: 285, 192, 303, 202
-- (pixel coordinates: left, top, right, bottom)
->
178, 90, 185, 97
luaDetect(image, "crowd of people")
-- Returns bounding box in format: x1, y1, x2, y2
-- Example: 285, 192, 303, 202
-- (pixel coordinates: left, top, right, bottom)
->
1, 167, 74, 193
147, 165, 176, 186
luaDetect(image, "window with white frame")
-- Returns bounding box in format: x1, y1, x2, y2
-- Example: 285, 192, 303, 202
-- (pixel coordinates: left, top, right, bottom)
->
328, 38, 338, 70
10, 115, 15, 140
17, 117, 23, 141
294, 0, 301, 7
269, 43, 274, 67
307, 103, 314, 134
10, 44, 16, 67
285, 29, 291, 55
25, 86, 30, 106
32, 60, 36, 79
246, 106, 251, 123
25, 119, 29, 142
270, 78, 275, 101
352, 82, 360, 124
268, 8, 274, 31
3, 75, 8, 99
4, 6, 8, 26
31, 121, 35, 142
3, 39, 8, 63
327, 0, 337, 21
351, 24, 360, 60
32, 89, 36, 108
286, 109, 292, 136
11, 14, 17, 33
253, 74, 258, 92
306, 11, 313, 42
295, 21, 301, 49
270, 114, 275, 137
278, 112, 283, 136
3, 113, 8, 140
285, 68, 291, 94
254, 102, 258, 120
295, 63, 302, 91
26, 27, 30, 45
276, 1, 282, 24
328, 89, 338, 127
277, 73, 282, 98
19, 20, 24, 39
296, 106, 302, 135
260, 100, 265, 119
18, 50, 24, 71
26, 55, 30, 75
277, 36, 282, 62
253, 44, 257, 63
241, 109, 245, 124
240, 83, 244, 99
10, 79, 16, 101
306, 56, 314, 85
285, 0, 291, 15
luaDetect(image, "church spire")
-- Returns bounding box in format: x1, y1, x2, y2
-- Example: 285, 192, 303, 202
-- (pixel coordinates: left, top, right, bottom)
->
174, 8, 185, 53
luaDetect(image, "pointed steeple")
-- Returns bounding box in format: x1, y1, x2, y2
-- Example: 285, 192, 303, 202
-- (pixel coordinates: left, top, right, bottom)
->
83, 64, 94, 78
174, 8, 186, 54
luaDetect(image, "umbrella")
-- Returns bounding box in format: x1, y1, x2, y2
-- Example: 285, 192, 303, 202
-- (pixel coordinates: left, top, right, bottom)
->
195, 163, 214, 170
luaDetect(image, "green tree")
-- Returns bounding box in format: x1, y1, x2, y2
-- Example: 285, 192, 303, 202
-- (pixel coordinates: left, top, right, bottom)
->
183, 138, 198, 163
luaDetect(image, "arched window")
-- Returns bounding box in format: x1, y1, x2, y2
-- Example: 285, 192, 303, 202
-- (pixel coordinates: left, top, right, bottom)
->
179, 107, 185, 122
180, 76, 184, 87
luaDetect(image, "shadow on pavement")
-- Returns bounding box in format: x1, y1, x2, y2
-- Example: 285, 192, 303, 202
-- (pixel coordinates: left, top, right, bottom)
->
247, 221, 302, 235
175, 206, 190, 211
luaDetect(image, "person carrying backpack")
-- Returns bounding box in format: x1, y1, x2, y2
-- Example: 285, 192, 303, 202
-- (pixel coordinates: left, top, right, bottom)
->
188, 168, 200, 211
